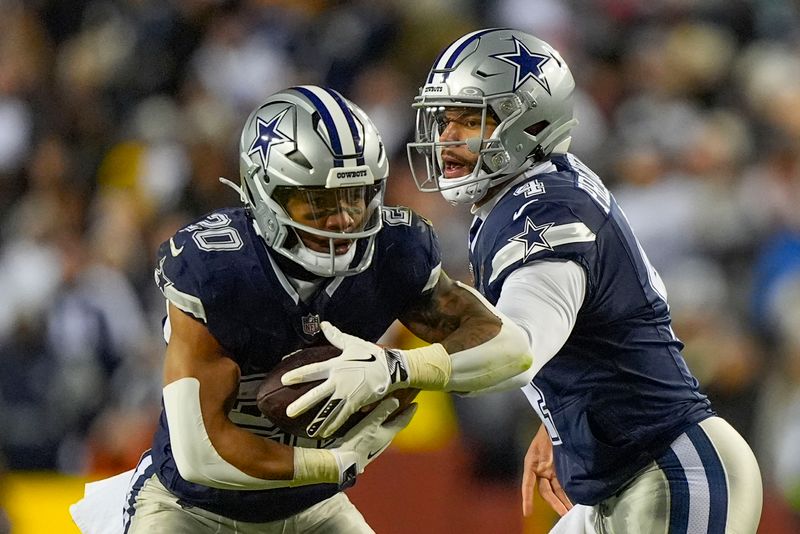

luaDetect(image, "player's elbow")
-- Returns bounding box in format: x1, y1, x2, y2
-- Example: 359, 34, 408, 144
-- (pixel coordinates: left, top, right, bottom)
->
163, 377, 218, 485
493, 313, 536, 378
516, 349, 534, 375
487, 315, 535, 377
172, 449, 210, 486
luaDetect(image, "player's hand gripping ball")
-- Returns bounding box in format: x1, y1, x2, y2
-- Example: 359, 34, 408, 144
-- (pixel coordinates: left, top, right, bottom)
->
257, 344, 418, 439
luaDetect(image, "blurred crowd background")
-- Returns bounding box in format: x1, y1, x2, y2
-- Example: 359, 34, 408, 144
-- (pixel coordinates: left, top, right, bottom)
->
1, 0, 800, 532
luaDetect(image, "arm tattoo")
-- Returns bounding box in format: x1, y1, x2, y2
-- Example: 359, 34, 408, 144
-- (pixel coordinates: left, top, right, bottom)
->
401, 275, 501, 353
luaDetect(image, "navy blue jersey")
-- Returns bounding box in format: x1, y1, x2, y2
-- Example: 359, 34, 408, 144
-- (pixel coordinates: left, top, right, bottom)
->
469, 154, 713, 505
151, 206, 440, 522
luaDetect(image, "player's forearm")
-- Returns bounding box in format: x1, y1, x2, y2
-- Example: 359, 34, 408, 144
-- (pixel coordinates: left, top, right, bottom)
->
441, 313, 502, 354
164, 377, 344, 489
401, 273, 502, 350
206, 415, 295, 480
401, 281, 533, 392
210, 420, 344, 486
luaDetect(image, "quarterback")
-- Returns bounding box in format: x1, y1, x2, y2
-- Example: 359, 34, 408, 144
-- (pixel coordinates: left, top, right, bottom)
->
407, 28, 763, 533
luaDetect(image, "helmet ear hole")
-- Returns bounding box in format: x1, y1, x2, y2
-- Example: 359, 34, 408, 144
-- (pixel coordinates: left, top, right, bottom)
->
287, 150, 312, 169
489, 151, 509, 171
525, 120, 549, 137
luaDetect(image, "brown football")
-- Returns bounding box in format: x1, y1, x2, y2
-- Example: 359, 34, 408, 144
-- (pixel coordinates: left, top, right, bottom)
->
256, 344, 418, 439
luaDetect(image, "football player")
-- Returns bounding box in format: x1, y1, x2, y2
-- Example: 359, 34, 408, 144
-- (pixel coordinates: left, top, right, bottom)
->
405, 28, 763, 533
71, 85, 533, 533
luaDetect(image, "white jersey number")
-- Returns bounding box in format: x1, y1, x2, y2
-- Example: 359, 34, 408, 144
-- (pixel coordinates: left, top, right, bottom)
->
523, 382, 562, 445
184, 213, 244, 252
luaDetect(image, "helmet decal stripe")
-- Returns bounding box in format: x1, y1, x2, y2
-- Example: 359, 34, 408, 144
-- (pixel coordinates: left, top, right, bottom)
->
293, 86, 357, 167
428, 28, 509, 83
325, 88, 366, 166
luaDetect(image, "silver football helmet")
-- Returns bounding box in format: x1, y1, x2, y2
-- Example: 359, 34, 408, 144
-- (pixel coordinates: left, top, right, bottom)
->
237, 85, 388, 277
407, 28, 578, 205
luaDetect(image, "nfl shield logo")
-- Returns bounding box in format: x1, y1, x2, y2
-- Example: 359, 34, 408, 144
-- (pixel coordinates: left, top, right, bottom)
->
302, 314, 321, 336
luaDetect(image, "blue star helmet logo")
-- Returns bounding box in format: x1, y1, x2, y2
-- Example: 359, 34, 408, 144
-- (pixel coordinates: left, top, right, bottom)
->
248, 108, 292, 168
491, 36, 555, 94
510, 217, 553, 261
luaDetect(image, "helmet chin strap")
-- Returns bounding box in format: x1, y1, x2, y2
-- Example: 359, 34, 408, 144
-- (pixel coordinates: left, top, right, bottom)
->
438, 148, 540, 206
289, 241, 357, 277
439, 169, 491, 205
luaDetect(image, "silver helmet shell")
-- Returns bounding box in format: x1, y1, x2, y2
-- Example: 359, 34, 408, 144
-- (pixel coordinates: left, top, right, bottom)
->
407, 28, 578, 205
238, 85, 388, 277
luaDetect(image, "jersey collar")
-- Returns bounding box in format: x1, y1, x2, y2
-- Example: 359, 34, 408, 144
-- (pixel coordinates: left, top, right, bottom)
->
470, 158, 559, 220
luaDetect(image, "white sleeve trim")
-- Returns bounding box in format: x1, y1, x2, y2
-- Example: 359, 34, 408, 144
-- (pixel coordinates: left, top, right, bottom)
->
495, 260, 586, 377
164, 285, 207, 323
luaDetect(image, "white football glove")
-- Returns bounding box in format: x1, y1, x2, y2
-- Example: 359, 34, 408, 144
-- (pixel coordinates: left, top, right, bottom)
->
331, 397, 417, 485
292, 398, 416, 487
281, 321, 412, 438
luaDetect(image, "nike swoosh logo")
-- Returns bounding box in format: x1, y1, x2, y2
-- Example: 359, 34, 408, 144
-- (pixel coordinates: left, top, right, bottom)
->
169, 237, 184, 257
345, 355, 377, 363
513, 199, 540, 220
367, 449, 382, 459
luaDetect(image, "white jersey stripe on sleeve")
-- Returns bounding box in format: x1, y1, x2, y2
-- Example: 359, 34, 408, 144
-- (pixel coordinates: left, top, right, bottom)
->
489, 222, 595, 284
164, 285, 207, 322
